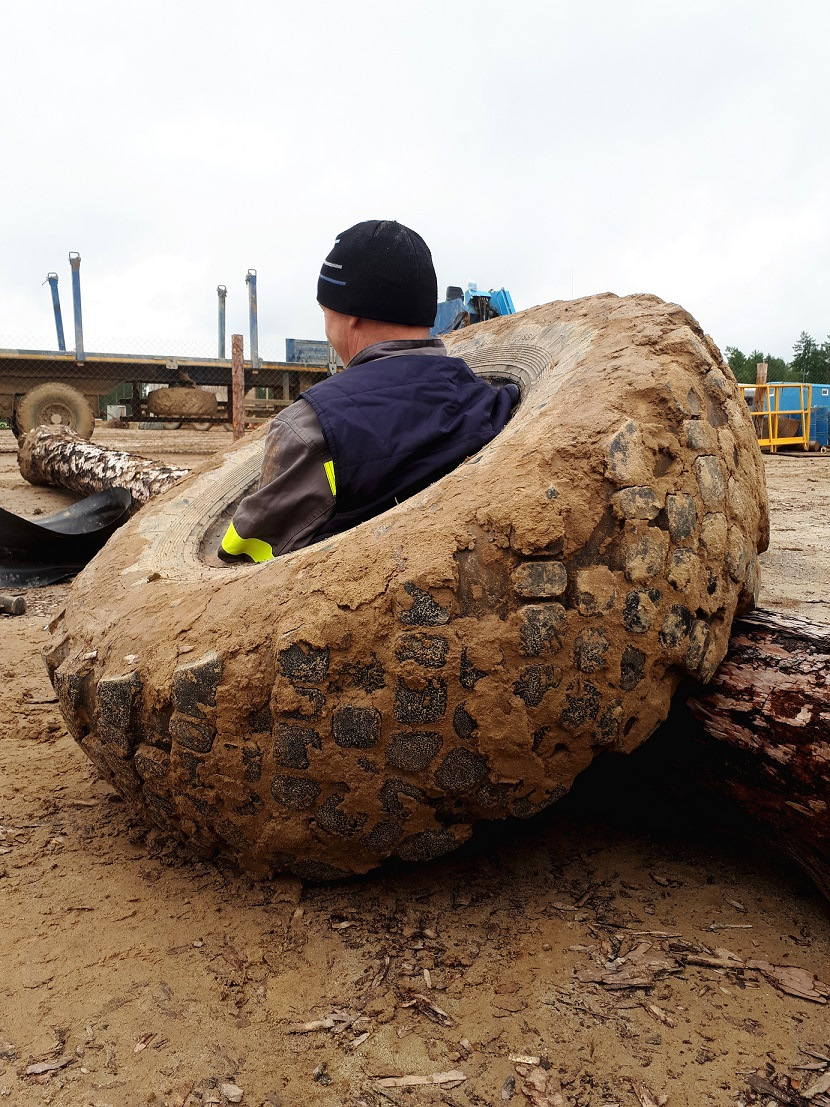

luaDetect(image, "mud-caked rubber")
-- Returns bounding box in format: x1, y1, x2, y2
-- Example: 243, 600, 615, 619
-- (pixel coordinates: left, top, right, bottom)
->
147, 387, 218, 419
46, 295, 769, 879
16, 382, 96, 441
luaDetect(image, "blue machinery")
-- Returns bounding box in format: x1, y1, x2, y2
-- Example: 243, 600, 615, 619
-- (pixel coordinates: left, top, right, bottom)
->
431, 282, 516, 336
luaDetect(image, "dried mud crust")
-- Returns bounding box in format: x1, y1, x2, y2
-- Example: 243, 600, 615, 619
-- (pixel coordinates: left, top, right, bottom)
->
45, 294, 769, 879
15, 381, 96, 441
147, 386, 218, 418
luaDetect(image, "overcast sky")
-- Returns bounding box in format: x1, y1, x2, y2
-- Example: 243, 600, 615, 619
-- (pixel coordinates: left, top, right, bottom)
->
1, 0, 827, 364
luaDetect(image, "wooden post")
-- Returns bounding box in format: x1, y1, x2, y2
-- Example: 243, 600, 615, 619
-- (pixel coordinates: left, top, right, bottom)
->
756, 358, 770, 402
751, 361, 769, 443
231, 333, 245, 441
753, 361, 768, 409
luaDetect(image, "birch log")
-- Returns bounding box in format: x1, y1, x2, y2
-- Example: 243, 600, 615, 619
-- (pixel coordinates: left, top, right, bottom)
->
18, 426, 190, 508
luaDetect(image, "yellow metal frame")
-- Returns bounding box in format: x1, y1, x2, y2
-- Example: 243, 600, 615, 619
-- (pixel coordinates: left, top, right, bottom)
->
741, 383, 812, 453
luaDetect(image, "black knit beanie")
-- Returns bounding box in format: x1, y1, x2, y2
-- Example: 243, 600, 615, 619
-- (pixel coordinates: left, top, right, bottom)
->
317, 219, 438, 327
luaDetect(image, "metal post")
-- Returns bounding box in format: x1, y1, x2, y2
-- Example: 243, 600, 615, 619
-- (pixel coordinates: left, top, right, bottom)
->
69, 252, 85, 363
217, 285, 227, 358
245, 269, 260, 369
45, 273, 66, 351
231, 333, 245, 441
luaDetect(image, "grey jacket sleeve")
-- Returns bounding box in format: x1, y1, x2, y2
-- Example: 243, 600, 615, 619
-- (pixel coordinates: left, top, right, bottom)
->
218, 398, 335, 561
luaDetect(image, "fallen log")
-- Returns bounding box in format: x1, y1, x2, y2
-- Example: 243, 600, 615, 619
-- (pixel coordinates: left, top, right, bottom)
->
684, 608, 830, 897
18, 426, 190, 508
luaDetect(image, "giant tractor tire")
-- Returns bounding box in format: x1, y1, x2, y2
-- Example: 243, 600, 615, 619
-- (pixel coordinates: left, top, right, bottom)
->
45, 294, 769, 880
15, 382, 96, 441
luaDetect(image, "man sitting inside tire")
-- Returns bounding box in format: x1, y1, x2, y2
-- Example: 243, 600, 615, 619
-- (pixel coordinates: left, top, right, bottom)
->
218, 219, 519, 563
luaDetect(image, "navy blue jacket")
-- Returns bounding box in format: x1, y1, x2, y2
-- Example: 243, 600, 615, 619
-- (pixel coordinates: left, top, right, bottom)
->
303, 350, 518, 539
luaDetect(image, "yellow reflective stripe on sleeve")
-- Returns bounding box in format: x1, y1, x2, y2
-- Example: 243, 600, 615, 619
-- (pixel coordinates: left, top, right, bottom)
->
220, 521, 274, 563
324, 459, 336, 497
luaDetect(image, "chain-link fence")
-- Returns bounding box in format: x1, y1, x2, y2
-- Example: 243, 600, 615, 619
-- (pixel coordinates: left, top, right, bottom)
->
0, 259, 340, 436
0, 328, 334, 438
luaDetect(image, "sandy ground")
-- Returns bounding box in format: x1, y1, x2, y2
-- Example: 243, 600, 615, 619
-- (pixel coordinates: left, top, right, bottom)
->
1, 427, 829, 1107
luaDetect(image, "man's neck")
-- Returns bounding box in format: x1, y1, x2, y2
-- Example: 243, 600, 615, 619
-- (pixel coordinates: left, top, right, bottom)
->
346, 320, 430, 363
348, 337, 445, 367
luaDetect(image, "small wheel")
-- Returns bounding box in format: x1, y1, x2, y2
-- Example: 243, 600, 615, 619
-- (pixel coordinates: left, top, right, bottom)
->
161, 421, 183, 431
15, 382, 96, 440
191, 421, 213, 432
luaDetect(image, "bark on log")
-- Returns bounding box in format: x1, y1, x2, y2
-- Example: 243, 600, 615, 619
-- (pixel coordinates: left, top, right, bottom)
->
685, 608, 830, 898
18, 426, 190, 508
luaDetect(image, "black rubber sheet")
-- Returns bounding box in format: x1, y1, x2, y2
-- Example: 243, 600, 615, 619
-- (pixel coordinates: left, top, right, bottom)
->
0, 487, 132, 588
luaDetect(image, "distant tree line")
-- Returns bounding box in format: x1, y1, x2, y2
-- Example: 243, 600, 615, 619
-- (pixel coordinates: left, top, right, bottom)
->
725, 332, 830, 385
